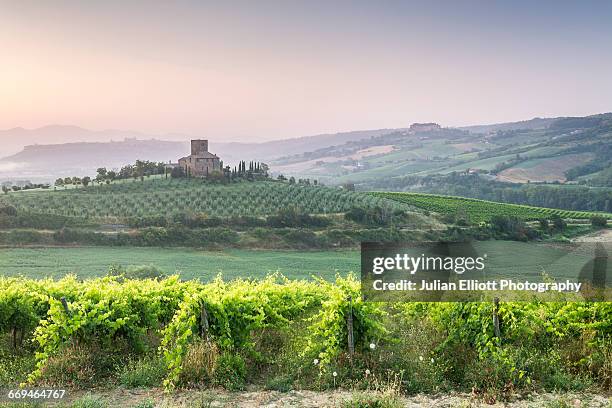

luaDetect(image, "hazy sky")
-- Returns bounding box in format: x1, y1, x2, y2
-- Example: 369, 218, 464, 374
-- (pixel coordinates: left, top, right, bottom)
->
1, 0, 612, 142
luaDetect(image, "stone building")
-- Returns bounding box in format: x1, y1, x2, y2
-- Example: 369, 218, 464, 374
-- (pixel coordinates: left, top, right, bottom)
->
178, 140, 221, 177
409, 123, 441, 132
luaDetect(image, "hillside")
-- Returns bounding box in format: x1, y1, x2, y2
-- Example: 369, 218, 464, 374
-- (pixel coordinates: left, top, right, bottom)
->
2, 113, 611, 190
373, 192, 612, 223
0, 126, 397, 183
269, 113, 612, 187
0, 178, 419, 220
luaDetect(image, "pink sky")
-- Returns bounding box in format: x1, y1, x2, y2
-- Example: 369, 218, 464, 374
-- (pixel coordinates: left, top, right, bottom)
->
1, 1, 611, 143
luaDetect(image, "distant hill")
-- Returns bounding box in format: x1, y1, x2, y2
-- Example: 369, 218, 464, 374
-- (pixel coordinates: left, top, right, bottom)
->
0, 139, 189, 182
2, 113, 611, 186
0, 125, 188, 157
214, 129, 402, 163
267, 113, 612, 187
459, 117, 557, 134
0, 127, 399, 182
461, 113, 612, 134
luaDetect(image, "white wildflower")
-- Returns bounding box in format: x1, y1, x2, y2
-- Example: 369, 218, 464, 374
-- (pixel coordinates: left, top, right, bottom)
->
333, 371, 338, 377
369, 343, 376, 350
365, 369, 371, 375
419, 355, 424, 361
313, 359, 319, 365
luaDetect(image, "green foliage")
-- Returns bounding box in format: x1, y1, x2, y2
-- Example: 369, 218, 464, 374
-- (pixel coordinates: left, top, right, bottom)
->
0, 180, 408, 220
159, 274, 324, 388
0, 347, 37, 387
1, 275, 611, 396
373, 192, 611, 223
264, 373, 294, 392
132, 400, 155, 408
108, 265, 167, 280
489, 215, 539, 241
304, 276, 387, 366
117, 355, 167, 388
70, 394, 108, 408
341, 392, 403, 408
26, 276, 185, 383
38, 344, 119, 388
344, 206, 403, 226
0, 205, 17, 216
213, 352, 247, 390
591, 215, 608, 228
266, 207, 331, 228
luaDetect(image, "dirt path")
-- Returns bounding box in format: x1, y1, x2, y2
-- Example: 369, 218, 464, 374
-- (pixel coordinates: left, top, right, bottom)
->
42, 389, 612, 407
573, 228, 612, 242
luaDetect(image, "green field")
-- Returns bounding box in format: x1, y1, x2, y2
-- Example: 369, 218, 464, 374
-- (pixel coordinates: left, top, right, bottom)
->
0, 179, 409, 219
372, 191, 612, 223
0, 247, 359, 280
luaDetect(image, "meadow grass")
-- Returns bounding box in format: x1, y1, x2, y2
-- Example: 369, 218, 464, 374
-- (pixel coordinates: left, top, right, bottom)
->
0, 247, 359, 280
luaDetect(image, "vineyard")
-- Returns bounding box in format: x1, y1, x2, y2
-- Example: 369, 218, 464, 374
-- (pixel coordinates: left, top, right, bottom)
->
1, 274, 610, 395
372, 192, 612, 223
0, 179, 410, 220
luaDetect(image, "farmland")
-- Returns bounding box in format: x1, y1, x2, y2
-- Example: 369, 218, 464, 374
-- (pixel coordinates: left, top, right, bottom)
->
0, 179, 410, 219
0, 169, 610, 402
0, 275, 610, 400
0, 247, 359, 280
372, 191, 612, 223
267, 113, 612, 189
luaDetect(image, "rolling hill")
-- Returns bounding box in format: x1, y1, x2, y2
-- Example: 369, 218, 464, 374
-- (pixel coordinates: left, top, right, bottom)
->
269, 113, 612, 187
2, 113, 611, 191
0, 178, 423, 221
0, 127, 399, 183
372, 192, 612, 223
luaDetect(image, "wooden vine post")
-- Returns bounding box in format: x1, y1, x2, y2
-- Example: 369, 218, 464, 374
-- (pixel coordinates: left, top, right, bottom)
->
200, 303, 210, 341
347, 296, 355, 357
12, 326, 18, 349
60, 296, 77, 347
60, 297, 71, 317
493, 297, 501, 338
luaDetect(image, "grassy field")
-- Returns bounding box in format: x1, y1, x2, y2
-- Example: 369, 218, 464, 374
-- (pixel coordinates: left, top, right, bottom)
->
0, 247, 359, 280
372, 191, 612, 222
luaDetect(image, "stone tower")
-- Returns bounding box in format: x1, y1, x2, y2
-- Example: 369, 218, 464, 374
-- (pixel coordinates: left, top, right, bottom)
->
178, 139, 221, 177
191, 139, 209, 155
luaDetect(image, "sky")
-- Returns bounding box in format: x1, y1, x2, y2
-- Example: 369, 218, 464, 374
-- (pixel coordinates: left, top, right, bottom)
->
1, 0, 612, 142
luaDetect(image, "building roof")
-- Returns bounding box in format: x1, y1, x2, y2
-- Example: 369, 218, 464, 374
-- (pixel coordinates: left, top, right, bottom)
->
179, 151, 220, 161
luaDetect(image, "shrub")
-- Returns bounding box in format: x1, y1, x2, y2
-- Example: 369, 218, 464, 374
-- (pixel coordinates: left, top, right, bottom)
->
267, 208, 330, 228
265, 374, 294, 392
281, 229, 320, 248
214, 352, 246, 390
0, 350, 37, 387
179, 340, 219, 387
124, 265, 167, 280
341, 392, 403, 408
6, 230, 45, 244
117, 355, 167, 388
38, 345, 119, 388
590, 215, 608, 228
345, 207, 391, 226
171, 166, 185, 178
0, 205, 17, 216
71, 394, 108, 408
132, 400, 155, 408
551, 214, 567, 231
